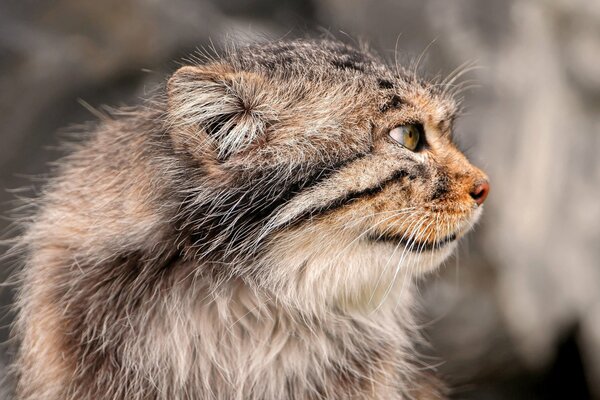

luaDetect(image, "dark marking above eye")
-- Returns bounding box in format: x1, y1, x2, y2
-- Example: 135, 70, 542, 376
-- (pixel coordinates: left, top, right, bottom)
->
391, 95, 403, 108
269, 44, 294, 55
379, 95, 406, 112
262, 60, 276, 71
331, 59, 365, 72
377, 79, 394, 89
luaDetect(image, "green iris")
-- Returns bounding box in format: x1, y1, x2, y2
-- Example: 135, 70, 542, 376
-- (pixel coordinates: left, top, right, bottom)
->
389, 124, 421, 151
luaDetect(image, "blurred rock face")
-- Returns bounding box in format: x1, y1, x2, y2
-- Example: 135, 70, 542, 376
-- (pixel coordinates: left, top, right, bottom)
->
1, 0, 599, 398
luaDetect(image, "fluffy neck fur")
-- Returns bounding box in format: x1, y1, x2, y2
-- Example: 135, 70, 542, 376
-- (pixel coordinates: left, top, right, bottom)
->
108, 276, 423, 400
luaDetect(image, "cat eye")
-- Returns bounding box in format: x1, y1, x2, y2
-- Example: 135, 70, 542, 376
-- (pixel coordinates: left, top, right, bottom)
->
389, 124, 422, 151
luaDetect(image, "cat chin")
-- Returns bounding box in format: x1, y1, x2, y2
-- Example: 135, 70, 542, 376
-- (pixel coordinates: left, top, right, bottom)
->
368, 238, 458, 275
260, 221, 462, 312
409, 240, 458, 274
327, 241, 457, 310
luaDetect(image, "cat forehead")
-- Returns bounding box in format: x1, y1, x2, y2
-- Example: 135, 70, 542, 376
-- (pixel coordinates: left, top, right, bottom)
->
225, 40, 458, 121
230, 40, 384, 74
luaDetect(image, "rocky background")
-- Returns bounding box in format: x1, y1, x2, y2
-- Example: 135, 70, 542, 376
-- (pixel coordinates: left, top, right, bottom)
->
1, 0, 599, 399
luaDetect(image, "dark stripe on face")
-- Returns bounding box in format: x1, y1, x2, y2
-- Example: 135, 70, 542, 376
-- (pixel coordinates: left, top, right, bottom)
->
180, 151, 373, 261
366, 230, 456, 252
246, 151, 373, 216
281, 168, 410, 229
429, 168, 451, 201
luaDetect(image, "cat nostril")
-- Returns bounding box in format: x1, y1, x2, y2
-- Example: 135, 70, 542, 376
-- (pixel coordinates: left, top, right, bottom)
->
470, 180, 490, 206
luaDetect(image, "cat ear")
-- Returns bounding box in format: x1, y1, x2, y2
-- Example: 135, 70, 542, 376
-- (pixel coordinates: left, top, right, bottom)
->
167, 65, 276, 159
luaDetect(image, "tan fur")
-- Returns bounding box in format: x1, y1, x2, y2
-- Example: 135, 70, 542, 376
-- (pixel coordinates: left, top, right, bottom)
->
10, 39, 487, 399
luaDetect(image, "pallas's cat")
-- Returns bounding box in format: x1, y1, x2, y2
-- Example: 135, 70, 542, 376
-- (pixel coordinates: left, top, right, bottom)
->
12, 39, 488, 399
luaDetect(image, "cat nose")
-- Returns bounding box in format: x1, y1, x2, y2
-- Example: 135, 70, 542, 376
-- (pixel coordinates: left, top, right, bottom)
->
470, 180, 489, 206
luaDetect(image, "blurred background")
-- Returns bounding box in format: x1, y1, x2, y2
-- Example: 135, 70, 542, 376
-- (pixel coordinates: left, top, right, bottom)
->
1, 0, 599, 398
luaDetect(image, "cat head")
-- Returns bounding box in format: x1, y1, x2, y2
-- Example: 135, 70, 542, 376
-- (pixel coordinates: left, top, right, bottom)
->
166, 39, 488, 312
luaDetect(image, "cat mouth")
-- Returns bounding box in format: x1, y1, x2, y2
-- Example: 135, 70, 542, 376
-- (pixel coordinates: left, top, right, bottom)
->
366, 231, 457, 252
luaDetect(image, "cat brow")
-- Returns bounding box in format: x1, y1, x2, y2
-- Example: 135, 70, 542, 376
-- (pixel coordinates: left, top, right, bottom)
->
379, 95, 407, 113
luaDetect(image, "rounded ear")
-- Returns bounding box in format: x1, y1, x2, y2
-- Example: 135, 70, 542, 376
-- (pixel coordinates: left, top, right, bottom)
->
166, 64, 276, 159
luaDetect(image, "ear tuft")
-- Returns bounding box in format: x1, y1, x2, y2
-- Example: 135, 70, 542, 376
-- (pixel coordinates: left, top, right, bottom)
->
167, 65, 276, 159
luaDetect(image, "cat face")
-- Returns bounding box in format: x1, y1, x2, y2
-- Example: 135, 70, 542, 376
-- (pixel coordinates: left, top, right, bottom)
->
167, 39, 488, 311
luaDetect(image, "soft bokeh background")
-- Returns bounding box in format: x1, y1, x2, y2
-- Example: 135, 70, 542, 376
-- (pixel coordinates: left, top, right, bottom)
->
1, 0, 599, 398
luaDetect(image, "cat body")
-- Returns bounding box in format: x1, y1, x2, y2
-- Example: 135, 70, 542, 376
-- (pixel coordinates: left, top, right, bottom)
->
12, 39, 488, 399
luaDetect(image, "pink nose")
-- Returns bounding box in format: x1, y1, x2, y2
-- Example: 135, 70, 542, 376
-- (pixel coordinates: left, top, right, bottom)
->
470, 180, 489, 206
